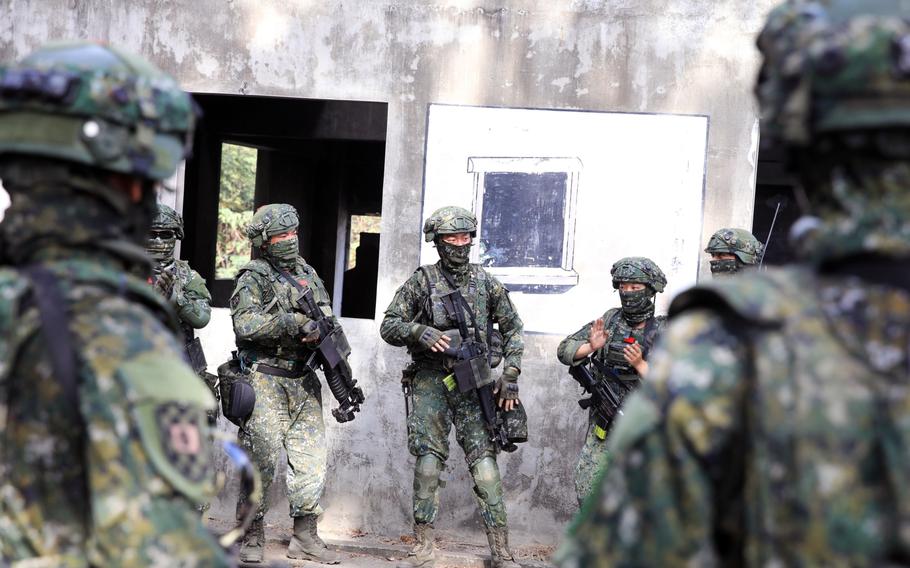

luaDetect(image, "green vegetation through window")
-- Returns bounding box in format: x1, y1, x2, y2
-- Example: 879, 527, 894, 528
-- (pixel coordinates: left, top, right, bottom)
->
216, 143, 257, 279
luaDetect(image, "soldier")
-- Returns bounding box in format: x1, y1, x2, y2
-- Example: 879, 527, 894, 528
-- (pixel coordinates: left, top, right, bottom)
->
555, 1, 910, 566
704, 227, 764, 276
146, 204, 218, 416
231, 203, 342, 564
556, 257, 667, 504
381, 206, 524, 568
0, 42, 229, 566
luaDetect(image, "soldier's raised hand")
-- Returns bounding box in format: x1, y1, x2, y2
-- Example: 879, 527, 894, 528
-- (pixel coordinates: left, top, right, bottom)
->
587, 318, 609, 351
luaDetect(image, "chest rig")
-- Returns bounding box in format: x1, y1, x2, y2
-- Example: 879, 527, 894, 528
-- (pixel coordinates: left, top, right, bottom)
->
593, 308, 661, 392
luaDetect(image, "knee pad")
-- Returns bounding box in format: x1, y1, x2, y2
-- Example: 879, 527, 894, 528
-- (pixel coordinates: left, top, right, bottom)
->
469, 457, 503, 507
414, 454, 444, 500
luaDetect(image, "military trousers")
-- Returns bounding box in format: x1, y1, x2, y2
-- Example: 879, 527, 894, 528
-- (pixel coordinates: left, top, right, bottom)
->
239, 369, 326, 519
574, 415, 612, 506
407, 367, 507, 527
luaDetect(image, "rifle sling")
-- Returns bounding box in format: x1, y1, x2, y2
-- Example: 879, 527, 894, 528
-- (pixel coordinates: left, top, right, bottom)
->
436, 267, 483, 346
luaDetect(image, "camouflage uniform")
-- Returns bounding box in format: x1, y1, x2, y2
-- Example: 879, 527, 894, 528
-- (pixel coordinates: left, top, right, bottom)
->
0, 42, 229, 566
146, 204, 217, 417
381, 206, 524, 568
704, 227, 764, 276
556, 3, 910, 566
231, 203, 342, 564
557, 257, 667, 504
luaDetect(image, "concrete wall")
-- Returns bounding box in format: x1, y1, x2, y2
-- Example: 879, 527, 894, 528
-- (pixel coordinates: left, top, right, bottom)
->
0, 0, 777, 546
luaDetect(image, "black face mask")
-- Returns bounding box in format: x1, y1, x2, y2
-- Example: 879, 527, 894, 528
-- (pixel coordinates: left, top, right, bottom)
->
437, 241, 471, 272
618, 288, 655, 324
146, 229, 177, 265
710, 258, 740, 276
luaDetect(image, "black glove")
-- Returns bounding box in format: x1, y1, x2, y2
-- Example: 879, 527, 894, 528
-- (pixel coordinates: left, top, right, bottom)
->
410, 324, 446, 351
495, 367, 520, 401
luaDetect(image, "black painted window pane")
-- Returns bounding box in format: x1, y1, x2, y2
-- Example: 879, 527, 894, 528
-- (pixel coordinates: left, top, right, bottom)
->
480, 172, 566, 268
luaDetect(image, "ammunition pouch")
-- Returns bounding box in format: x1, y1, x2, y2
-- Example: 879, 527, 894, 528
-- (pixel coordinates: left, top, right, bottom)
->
500, 403, 528, 445
217, 357, 256, 427
453, 350, 493, 393
488, 328, 503, 369
185, 336, 208, 375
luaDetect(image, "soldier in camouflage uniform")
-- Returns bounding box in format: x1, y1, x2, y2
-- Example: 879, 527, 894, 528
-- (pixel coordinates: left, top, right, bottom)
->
146, 204, 218, 419
381, 206, 524, 568
231, 203, 342, 564
0, 42, 230, 566
557, 257, 667, 505
555, 1, 910, 566
704, 227, 764, 276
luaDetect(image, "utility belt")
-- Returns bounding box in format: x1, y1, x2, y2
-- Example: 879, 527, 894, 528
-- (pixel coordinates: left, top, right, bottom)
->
241, 352, 311, 378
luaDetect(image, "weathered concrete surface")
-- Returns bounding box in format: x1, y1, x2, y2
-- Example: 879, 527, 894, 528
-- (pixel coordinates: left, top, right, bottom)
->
1, 0, 779, 547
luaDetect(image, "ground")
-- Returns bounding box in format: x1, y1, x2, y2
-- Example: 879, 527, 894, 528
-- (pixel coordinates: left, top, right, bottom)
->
209, 519, 555, 567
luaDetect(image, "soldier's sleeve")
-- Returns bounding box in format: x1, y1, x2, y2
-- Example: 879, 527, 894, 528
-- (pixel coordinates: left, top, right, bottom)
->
488, 275, 523, 372
380, 272, 425, 347
175, 268, 212, 329
556, 320, 596, 366
553, 309, 749, 567
231, 271, 299, 343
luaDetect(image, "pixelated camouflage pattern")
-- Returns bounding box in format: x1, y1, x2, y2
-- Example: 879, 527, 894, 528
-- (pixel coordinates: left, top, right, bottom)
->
381, 262, 523, 372
0, 259, 226, 567
150, 203, 184, 240
230, 255, 337, 520
756, 0, 910, 148
610, 256, 667, 292
0, 42, 197, 180
245, 203, 299, 249
382, 261, 523, 530
239, 371, 327, 519
557, 307, 666, 505
422, 206, 477, 242
705, 227, 764, 265
152, 259, 212, 334
555, 266, 910, 567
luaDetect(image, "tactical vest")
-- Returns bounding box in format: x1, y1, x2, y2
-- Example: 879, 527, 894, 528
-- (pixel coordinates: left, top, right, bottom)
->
413, 264, 499, 369
233, 257, 331, 368
592, 308, 666, 404
670, 266, 910, 564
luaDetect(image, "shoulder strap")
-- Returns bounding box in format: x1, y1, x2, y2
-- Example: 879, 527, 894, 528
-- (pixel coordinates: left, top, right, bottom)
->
437, 267, 483, 345
21, 266, 79, 408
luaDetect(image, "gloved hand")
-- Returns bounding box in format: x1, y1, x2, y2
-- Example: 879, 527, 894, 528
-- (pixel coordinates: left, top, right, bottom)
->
295, 313, 320, 343
410, 324, 450, 352
154, 269, 176, 299
495, 367, 520, 410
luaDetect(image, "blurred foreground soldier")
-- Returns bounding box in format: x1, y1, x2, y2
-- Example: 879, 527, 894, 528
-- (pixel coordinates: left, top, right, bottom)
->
231, 203, 348, 564
704, 227, 764, 276
555, 1, 910, 566
381, 206, 525, 568
0, 42, 230, 566
147, 204, 218, 416
557, 257, 666, 504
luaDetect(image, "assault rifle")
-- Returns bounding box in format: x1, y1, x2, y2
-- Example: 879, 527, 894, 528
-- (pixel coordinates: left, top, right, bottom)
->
568, 358, 625, 440
295, 286, 365, 423
437, 270, 516, 453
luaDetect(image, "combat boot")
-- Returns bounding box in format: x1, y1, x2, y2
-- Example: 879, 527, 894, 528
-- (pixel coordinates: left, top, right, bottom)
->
239, 518, 265, 563
486, 526, 521, 568
397, 523, 435, 568
287, 514, 341, 564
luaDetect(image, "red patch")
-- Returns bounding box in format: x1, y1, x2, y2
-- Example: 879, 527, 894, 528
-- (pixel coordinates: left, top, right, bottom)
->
623, 337, 636, 344
147, 277, 154, 285
297, 279, 308, 287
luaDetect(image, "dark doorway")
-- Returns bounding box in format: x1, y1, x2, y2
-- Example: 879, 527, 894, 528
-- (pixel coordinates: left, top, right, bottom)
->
181, 94, 386, 317
751, 145, 800, 265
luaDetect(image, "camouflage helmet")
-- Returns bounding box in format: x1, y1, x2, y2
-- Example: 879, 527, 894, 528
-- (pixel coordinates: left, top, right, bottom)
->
245, 203, 299, 248
151, 203, 184, 240
611, 257, 667, 293
755, 0, 910, 148
423, 206, 477, 243
0, 41, 198, 180
704, 228, 764, 264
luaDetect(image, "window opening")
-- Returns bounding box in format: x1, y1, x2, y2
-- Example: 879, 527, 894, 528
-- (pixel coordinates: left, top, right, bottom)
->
215, 143, 257, 279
